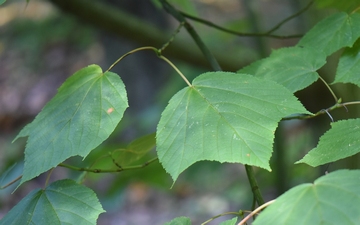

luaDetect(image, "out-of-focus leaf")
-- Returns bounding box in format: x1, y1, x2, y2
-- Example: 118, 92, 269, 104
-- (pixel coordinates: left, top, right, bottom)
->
14, 64, 128, 186
333, 39, 360, 87
157, 72, 309, 182
253, 170, 360, 225
0, 0, 6, 5
316, 0, 360, 12
297, 119, 360, 166
113, 133, 156, 166
0, 179, 105, 225
163, 217, 192, 225
297, 12, 360, 56
238, 46, 326, 92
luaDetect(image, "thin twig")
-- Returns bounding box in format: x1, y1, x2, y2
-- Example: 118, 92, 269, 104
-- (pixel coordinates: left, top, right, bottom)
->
160, 0, 222, 71
282, 100, 360, 121
264, 0, 315, 34
0, 175, 22, 189
238, 200, 276, 225
180, 11, 302, 39
179, 0, 315, 39
201, 211, 244, 225
58, 157, 158, 173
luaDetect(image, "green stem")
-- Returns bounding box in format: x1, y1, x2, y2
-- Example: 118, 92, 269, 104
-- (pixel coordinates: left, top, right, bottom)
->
160, 0, 222, 71
318, 75, 338, 103
245, 165, 265, 206
59, 157, 158, 173
106, 46, 191, 86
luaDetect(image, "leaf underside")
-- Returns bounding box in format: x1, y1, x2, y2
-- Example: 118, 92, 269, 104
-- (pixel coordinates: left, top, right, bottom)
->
14, 64, 128, 186
156, 72, 309, 182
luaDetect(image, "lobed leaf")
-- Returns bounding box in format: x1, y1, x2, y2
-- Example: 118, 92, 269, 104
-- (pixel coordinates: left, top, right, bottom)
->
238, 46, 326, 92
14, 64, 128, 186
253, 170, 360, 225
333, 39, 360, 87
297, 12, 360, 56
297, 119, 360, 167
0, 179, 105, 225
156, 72, 309, 182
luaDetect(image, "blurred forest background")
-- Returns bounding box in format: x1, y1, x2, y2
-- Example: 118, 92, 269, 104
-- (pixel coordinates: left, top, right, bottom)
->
1, 0, 360, 224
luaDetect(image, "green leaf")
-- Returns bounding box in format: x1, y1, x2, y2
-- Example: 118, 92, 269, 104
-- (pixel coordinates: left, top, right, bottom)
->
163, 217, 192, 225
0, 179, 105, 225
253, 169, 360, 225
14, 64, 128, 186
316, 0, 360, 12
113, 132, 156, 166
0, 163, 22, 189
296, 119, 360, 167
0, 0, 5, 5
238, 46, 326, 92
333, 39, 360, 87
219, 217, 238, 225
297, 12, 360, 56
156, 72, 309, 182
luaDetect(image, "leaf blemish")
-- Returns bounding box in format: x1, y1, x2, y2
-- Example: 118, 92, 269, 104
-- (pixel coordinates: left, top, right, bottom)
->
107, 107, 114, 114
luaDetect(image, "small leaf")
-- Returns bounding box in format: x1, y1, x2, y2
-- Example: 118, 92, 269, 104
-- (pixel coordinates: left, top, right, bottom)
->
297, 119, 360, 167
0, 163, 22, 189
14, 65, 128, 186
0, 0, 5, 5
297, 12, 360, 56
163, 217, 192, 225
333, 39, 360, 87
219, 217, 238, 225
0, 179, 105, 225
238, 46, 326, 92
113, 132, 156, 166
253, 170, 360, 225
157, 72, 309, 182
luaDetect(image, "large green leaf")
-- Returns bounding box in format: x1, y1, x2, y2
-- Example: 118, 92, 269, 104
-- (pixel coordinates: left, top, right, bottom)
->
297, 12, 360, 56
253, 169, 360, 225
163, 217, 192, 225
0, 179, 105, 225
238, 46, 326, 92
333, 39, 360, 87
0, 0, 5, 5
156, 72, 309, 182
14, 64, 128, 186
297, 119, 360, 167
